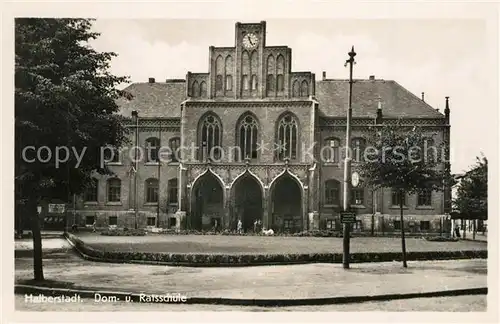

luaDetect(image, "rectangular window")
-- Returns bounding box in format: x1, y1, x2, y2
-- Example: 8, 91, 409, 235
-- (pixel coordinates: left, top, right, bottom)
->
393, 220, 401, 230
168, 179, 178, 205
104, 147, 120, 163
147, 217, 156, 226
326, 219, 335, 230
108, 216, 117, 226
169, 217, 177, 228
284, 219, 293, 229
146, 185, 158, 203
418, 189, 432, 206
351, 188, 364, 205
420, 221, 430, 231
225, 75, 233, 91
108, 180, 121, 202
325, 187, 339, 205
391, 189, 406, 206
352, 220, 362, 231
85, 216, 95, 226
326, 139, 340, 162
84, 179, 98, 202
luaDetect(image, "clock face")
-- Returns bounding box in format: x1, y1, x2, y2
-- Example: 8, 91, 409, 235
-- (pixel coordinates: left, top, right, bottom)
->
242, 33, 259, 49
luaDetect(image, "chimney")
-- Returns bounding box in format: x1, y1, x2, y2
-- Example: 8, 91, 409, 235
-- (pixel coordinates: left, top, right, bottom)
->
322, 71, 326, 80
369, 75, 375, 80
376, 96, 383, 124
444, 96, 450, 124
148, 77, 155, 83
421, 92, 425, 101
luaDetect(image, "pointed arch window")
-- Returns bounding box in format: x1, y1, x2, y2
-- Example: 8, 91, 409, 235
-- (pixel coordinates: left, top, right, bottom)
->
251, 75, 258, 91
276, 55, 285, 92
237, 114, 259, 160
191, 80, 199, 97
199, 81, 207, 97
276, 113, 299, 161
215, 75, 223, 92
199, 113, 222, 161
292, 80, 300, 97
300, 80, 309, 97
267, 74, 275, 94
242, 75, 249, 90
169, 137, 180, 162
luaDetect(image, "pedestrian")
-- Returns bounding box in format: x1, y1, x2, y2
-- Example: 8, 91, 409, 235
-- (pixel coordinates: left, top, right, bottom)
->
237, 219, 242, 234
92, 220, 96, 233
257, 219, 262, 232
214, 219, 218, 233
454, 224, 460, 238
253, 219, 257, 233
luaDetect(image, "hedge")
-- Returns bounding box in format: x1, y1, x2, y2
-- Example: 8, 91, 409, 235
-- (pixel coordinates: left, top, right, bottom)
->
64, 232, 487, 267
100, 229, 146, 236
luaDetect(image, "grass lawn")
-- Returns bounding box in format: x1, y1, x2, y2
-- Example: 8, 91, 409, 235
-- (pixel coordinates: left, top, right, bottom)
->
76, 233, 488, 255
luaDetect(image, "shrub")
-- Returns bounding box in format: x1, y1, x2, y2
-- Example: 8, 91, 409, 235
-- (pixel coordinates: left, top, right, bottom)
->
100, 229, 146, 236
425, 236, 459, 242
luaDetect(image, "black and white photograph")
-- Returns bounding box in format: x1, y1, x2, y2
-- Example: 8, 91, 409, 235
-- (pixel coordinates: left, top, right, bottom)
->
5, 1, 497, 322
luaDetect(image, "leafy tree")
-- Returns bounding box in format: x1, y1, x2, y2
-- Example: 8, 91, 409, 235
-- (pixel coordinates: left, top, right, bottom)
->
453, 156, 488, 234
357, 124, 449, 267
15, 18, 129, 281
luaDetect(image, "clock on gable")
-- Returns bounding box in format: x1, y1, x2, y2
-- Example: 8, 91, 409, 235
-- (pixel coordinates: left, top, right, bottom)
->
242, 33, 259, 49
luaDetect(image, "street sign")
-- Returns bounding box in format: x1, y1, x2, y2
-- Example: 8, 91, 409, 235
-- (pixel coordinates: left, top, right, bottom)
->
48, 204, 65, 214
340, 212, 356, 224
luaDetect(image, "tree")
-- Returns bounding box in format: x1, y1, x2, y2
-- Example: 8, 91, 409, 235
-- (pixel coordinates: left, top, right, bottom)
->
357, 124, 449, 267
15, 18, 129, 281
453, 155, 488, 237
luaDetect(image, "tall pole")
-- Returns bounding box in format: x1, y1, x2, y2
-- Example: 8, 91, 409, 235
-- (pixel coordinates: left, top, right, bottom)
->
157, 120, 161, 227
343, 46, 356, 269
132, 111, 139, 229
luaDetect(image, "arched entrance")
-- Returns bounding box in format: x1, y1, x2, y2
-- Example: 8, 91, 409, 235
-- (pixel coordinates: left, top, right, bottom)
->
270, 174, 303, 233
231, 174, 263, 233
190, 172, 224, 230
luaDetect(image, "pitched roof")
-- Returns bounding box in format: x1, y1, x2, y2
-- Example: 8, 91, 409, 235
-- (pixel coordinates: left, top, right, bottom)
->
315, 79, 445, 119
115, 81, 186, 118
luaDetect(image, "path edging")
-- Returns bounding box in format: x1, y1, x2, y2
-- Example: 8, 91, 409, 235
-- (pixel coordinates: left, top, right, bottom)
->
14, 284, 488, 307
64, 232, 488, 267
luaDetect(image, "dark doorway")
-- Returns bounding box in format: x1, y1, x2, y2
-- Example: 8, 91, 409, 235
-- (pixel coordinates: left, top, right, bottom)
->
271, 175, 302, 233
232, 174, 263, 233
191, 172, 224, 230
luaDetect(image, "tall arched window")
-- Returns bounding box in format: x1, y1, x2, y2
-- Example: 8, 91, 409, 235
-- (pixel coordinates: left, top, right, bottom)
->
276, 55, 285, 92
324, 138, 340, 162
215, 55, 223, 93
199, 113, 222, 161
145, 178, 159, 203
199, 81, 207, 97
145, 137, 160, 162
266, 74, 275, 94
324, 179, 340, 205
251, 75, 258, 91
168, 178, 178, 205
351, 137, 366, 162
191, 80, 199, 98
300, 80, 309, 97
107, 178, 121, 202
276, 113, 299, 161
237, 113, 259, 160
225, 55, 233, 91
169, 137, 180, 162
292, 80, 300, 97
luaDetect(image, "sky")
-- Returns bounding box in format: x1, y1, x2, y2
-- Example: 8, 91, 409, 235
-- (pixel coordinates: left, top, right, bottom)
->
89, 18, 493, 175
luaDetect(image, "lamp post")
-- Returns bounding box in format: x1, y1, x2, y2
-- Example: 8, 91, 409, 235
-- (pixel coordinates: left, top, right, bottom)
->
132, 110, 139, 229
343, 46, 356, 269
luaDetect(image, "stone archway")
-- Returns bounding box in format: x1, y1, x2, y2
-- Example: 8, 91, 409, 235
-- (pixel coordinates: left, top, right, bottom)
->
231, 174, 263, 233
190, 172, 224, 230
270, 174, 303, 233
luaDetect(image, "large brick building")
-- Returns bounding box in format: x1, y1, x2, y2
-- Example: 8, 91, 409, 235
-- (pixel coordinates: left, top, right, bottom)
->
74, 21, 452, 234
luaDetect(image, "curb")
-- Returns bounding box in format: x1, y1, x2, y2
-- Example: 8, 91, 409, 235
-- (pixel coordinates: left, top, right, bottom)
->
63, 233, 488, 268
14, 284, 488, 307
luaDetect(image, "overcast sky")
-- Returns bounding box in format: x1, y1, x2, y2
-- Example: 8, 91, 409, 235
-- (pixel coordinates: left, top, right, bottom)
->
89, 19, 492, 174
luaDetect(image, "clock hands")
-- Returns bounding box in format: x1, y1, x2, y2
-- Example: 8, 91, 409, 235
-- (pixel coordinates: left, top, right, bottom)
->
248, 37, 254, 46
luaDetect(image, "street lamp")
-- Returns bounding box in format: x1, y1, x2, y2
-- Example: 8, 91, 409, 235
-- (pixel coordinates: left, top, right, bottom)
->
342, 46, 356, 269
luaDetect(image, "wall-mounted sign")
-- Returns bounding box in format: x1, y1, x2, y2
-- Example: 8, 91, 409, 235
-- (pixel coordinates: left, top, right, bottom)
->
48, 204, 65, 214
